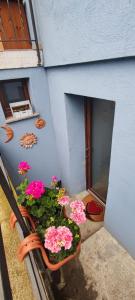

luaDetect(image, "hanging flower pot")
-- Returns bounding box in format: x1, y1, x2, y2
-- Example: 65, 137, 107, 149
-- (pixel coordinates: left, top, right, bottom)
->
11, 162, 87, 271
10, 205, 36, 230
17, 232, 81, 271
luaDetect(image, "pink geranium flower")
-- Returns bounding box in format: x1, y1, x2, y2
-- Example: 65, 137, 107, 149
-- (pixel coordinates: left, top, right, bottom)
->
58, 196, 70, 206
51, 176, 58, 183
25, 180, 45, 199
51, 176, 59, 187
70, 211, 86, 225
18, 161, 31, 175
69, 200, 86, 225
44, 226, 73, 253
70, 200, 85, 212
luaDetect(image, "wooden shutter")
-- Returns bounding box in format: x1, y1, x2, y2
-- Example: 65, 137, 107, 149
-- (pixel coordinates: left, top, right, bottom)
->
0, 0, 31, 50
0, 83, 12, 118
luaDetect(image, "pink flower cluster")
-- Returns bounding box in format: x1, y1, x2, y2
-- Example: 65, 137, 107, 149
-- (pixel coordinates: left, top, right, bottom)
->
44, 226, 73, 253
18, 161, 31, 175
70, 200, 85, 211
51, 175, 59, 188
58, 196, 70, 206
51, 176, 58, 183
70, 200, 86, 225
25, 180, 45, 199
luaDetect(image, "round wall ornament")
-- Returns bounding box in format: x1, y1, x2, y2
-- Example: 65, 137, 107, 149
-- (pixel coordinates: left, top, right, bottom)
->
35, 118, 46, 129
20, 133, 37, 149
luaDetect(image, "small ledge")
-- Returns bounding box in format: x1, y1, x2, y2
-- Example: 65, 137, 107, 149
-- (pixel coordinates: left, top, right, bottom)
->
0, 50, 43, 69
5, 112, 40, 124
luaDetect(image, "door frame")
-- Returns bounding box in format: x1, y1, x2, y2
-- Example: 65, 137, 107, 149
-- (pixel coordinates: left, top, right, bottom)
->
85, 98, 92, 189
85, 98, 107, 204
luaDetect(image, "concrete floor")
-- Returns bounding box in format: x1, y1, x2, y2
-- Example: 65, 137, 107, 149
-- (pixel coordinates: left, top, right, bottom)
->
52, 191, 135, 300
53, 227, 135, 300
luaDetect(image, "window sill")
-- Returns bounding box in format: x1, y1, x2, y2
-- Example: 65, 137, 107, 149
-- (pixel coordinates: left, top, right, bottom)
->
5, 112, 40, 124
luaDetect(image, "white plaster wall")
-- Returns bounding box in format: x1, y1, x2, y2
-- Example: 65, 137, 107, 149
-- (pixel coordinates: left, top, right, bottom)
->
34, 0, 135, 67
47, 58, 135, 258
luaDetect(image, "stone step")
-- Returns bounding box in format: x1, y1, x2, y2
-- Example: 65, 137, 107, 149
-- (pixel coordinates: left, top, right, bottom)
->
67, 190, 103, 241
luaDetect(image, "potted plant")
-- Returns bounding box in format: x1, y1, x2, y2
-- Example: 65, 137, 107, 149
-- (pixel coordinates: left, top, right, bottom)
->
10, 161, 87, 270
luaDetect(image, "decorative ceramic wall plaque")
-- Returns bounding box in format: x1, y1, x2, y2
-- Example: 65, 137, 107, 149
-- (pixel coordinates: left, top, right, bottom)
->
35, 118, 46, 129
20, 133, 37, 149
1, 124, 14, 143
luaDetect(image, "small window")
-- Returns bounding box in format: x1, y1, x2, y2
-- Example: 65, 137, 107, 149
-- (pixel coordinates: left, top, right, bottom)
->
0, 79, 33, 119
3, 81, 26, 104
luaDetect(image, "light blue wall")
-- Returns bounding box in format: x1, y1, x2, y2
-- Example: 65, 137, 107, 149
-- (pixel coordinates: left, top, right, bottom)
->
34, 0, 135, 67
65, 94, 85, 193
46, 58, 135, 258
0, 67, 60, 187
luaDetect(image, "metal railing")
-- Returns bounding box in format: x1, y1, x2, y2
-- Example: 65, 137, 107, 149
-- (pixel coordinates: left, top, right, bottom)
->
0, 0, 41, 65
0, 155, 55, 300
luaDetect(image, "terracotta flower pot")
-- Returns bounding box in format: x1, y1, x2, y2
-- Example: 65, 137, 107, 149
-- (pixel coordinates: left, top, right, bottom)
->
83, 194, 105, 222
86, 211, 104, 222
10, 205, 35, 230
17, 232, 81, 271
43, 241, 81, 271
11, 205, 81, 270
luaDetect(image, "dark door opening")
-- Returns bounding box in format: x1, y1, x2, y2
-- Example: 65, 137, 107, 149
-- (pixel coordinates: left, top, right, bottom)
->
85, 97, 115, 203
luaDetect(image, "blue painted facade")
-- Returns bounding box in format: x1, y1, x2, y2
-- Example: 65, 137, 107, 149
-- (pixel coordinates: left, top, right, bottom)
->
0, 1, 135, 258
34, 0, 135, 67
46, 59, 135, 258
0, 68, 60, 186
